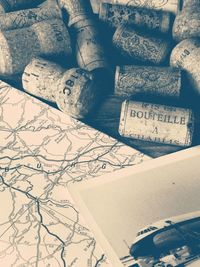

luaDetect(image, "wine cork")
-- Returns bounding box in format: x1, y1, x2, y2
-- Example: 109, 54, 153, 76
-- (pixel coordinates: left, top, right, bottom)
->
99, 3, 172, 33
73, 19, 110, 72
113, 24, 171, 64
0, 19, 72, 76
22, 57, 64, 102
94, 0, 179, 14
58, 0, 93, 26
115, 66, 181, 98
182, 0, 200, 9
119, 100, 194, 147
22, 57, 99, 118
55, 68, 98, 118
0, 0, 43, 13
173, 5, 200, 41
170, 38, 200, 95
0, 2, 62, 31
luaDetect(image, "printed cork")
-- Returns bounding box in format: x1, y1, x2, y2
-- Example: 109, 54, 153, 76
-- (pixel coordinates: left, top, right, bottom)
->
119, 100, 194, 147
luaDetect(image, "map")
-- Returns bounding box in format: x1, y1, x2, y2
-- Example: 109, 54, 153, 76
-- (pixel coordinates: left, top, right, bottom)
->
0, 81, 149, 267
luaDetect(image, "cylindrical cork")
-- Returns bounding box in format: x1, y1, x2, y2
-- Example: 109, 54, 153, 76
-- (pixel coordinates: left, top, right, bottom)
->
99, 3, 172, 34
0, 2, 61, 31
73, 19, 110, 72
0, 0, 43, 13
58, 0, 93, 26
119, 100, 194, 147
22, 57, 64, 102
173, 6, 200, 41
170, 38, 200, 95
0, 19, 72, 76
115, 66, 181, 98
22, 57, 99, 118
113, 24, 171, 65
96, 0, 179, 14
181, 0, 200, 9
55, 68, 99, 118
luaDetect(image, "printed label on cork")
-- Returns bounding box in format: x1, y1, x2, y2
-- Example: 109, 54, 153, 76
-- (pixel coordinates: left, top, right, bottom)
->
119, 100, 194, 146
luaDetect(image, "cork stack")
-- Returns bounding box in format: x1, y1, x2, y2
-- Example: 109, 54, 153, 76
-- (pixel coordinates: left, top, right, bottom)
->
0, 0, 200, 148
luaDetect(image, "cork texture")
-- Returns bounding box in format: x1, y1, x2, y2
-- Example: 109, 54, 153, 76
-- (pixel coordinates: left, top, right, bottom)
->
55, 68, 98, 118
99, 3, 171, 33
0, 19, 72, 75
0, 2, 62, 31
58, 0, 92, 26
170, 38, 200, 95
0, 0, 43, 12
113, 24, 171, 64
97, 0, 179, 14
22, 57, 64, 102
119, 100, 194, 147
182, 0, 200, 9
173, 7, 200, 41
115, 66, 181, 98
73, 19, 109, 71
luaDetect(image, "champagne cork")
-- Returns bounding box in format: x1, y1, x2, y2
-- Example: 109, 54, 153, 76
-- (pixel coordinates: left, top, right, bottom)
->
22, 57, 99, 118
0, 0, 43, 13
113, 24, 171, 64
99, 3, 172, 33
22, 57, 64, 102
173, 4, 200, 41
0, 2, 62, 31
119, 100, 194, 147
0, 19, 72, 76
55, 68, 98, 118
170, 38, 200, 95
94, 0, 179, 14
115, 66, 181, 98
58, 0, 93, 26
73, 19, 110, 72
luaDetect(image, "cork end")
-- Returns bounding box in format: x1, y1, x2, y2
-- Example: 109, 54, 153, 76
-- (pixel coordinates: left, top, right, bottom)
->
170, 38, 199, 68
55, 68, 98, 119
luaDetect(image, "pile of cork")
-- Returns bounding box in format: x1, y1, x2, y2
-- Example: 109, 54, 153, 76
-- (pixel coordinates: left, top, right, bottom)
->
1, 0, 200, 147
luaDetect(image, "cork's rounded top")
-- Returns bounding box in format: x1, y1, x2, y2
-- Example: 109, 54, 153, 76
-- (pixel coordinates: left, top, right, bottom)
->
170, 38, 200, 68
0, 31, 12, 75
55, 68, 98, 118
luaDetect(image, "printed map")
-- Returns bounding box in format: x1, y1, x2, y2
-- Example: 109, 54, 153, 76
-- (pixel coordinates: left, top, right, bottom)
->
0, 81, 149, 267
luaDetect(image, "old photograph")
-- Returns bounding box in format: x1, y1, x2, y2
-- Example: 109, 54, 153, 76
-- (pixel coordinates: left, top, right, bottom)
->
69, 146, 200, 267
